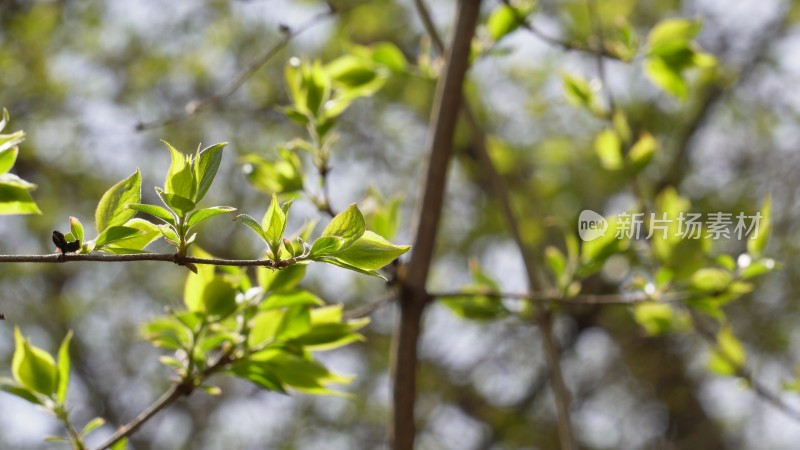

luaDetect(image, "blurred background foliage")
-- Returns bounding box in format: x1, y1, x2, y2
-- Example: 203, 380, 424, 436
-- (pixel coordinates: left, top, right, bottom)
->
2, 0, 800, 449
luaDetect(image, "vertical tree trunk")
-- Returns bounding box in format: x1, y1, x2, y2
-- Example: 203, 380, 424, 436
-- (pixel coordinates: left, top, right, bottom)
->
389, 1, 483, 449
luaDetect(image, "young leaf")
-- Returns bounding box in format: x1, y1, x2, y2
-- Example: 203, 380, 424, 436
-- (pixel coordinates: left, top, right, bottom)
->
156, 187, 195, 217
80, 417, 105, 437
0, 182, 42, 215
310, 236, 345, 257
69, 217, 84, 243
234, 214, 268, 243
262, 194, 290, 249
258, 264, 307, 292
187, 206, 237, 230
12, 327, 58, 396
127, 203, 177, 226
0, 378, 43, 405
193, 142, 226, 203
163, 141, 196, 198
261, 290, 324, 309
94, 226, 141, 248
627, 132, 657, 172
328, 231, 410, 271
56, 330, 73, 404
321, 204, 366, 249
747, 194, 771, 258
707, 326, 746, 376
95, 170, 141, 234
0, 146, 18, 175
104, 218, 162, 253
595, 129, 623, 170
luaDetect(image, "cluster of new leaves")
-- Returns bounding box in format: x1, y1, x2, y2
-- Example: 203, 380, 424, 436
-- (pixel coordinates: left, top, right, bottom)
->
0, 106, 411, 448
143, 254, 369, 395
439, 16, 780, 386
235, 197, 409, 279
242, 45, 407, 206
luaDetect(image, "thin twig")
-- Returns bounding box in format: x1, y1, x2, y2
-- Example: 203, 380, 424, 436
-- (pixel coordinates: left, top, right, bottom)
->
499, 0, 621, 60
586, 0, 615, 111
343, 292, 396, 320
0, 253, 287, 268
134, 1, 370, 132
93, 383, 185, 450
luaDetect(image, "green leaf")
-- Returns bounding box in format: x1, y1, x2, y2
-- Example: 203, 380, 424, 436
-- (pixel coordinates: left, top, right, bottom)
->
109, 437, 129, 450
313, 257, 386, 280
627, 132, 657, 172
262, 290, 324, 309
249, 349, 353, 395
156, 187, 195, 217
104, 218, 162, 253
634, 303, 676, 335
258, 264, 306, 292
331, 231, 410, 271
12, 327, 58, 396
562, 73, 596, 112
193, 142, 226, 203
594, 129, 623, 170
310, 236, 345, 257
95, 170, 141, 234
0, 378, 43, 405
234, 214, 268, 243
69, 217, 84, 243
708, 326, 746, 376
487, 5, 524, 41
200, 277, 239, 318
229, 361, 287, 393
0, 146, 18, 175
163, 141, 196, 200
747, 194, 771, 258
325, 55, 377, 88
94, 226, 141, 249
142, 317, 192, 351
80, 417, 105, 437
321, 203, 366, 249
644, 57, 688, 100
691, 268, 733, 293
127, 203, 177, 226
262, 194, 290, 249
647, 19, 702, 57
241, 151, 304, 194
187, 206, 237, 230
56, 330, 72, 404
0, 183, 41, 215
371, 42, 408, 72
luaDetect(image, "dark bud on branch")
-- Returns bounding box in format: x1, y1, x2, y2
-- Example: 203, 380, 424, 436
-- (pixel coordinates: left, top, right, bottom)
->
52, 231, 81, 254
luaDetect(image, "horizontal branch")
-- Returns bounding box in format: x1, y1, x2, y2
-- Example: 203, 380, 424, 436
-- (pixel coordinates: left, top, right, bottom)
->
0, 253, 284, 268
429, 290, 685, 305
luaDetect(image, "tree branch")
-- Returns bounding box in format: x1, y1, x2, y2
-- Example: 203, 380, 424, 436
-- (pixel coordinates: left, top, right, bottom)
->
690, 313, 800, 423
429, 290, 685, 305
500, 0, 621, 60
134, 1, 371, 132
0, 253, 289, 268
391, 1, 482, 449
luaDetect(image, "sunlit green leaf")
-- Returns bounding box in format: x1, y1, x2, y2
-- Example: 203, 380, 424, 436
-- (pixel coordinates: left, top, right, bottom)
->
95, 170, 141, 234
12, 327, 58, 396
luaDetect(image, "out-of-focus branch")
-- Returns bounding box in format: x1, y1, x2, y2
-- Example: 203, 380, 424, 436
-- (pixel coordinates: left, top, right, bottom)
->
500, 0, 621, 60
690, 313, 800, 423
134, 1, 369, 132
430, 290, 685, 305
391, 1, 482, 449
